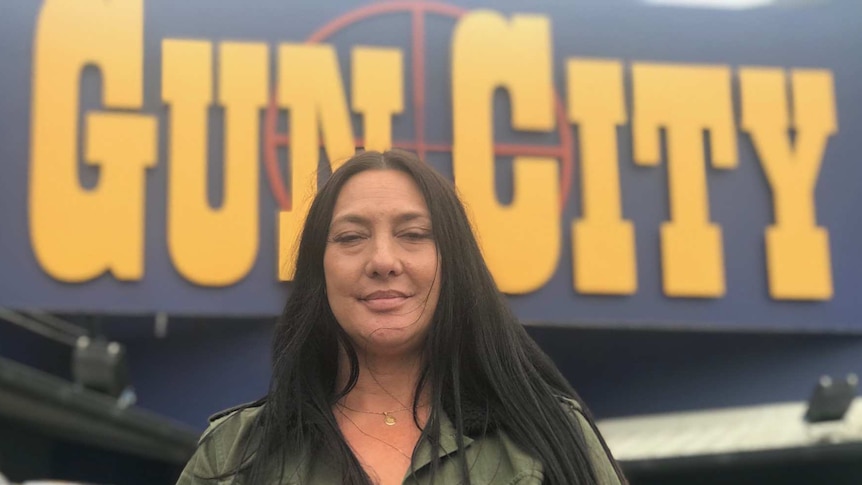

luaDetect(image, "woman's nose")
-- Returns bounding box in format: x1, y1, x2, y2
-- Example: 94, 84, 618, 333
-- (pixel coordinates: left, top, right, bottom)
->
364, 237, 403, 279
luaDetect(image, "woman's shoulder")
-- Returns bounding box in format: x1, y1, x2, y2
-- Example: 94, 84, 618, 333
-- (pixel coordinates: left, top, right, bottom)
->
207, 398, 265, 428
177, 399, 267, 484
200, 397, 266, 445
556, 395, 625, 485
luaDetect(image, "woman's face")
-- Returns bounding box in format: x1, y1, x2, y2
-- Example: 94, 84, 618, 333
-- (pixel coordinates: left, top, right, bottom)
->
324, 169, 442, 355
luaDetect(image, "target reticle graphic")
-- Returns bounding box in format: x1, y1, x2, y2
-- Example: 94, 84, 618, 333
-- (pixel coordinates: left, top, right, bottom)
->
263, 1, 575, 212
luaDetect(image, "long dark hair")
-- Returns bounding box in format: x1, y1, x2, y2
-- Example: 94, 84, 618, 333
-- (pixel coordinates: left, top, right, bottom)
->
210, 149, 624, 484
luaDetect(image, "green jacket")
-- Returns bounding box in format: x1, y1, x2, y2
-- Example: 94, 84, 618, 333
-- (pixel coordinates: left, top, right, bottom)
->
177, 399, 622, 485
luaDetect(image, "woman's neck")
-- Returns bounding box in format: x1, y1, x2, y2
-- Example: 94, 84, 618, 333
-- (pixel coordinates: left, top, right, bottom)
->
335, 346, 427, 412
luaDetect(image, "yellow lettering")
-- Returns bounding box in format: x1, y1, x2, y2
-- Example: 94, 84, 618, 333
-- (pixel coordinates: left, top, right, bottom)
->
740, 68, 835, 300
452, 11, 558, 294
567, 59, 636, 294
29, 0, 155, 282
278, 44, 355, 280
162, 40, 267, 286
632, 63, 736, 297
352, 47, 403, 152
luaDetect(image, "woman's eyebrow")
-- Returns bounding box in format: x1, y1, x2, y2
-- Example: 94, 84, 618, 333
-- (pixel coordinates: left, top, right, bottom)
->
393, 212, 431, 224
331, 211, 430, 227
330, 213, 370, 227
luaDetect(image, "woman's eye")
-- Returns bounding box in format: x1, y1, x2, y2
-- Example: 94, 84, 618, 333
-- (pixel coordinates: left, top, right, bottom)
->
402, 231, 432, 241
333, 234, 364, 244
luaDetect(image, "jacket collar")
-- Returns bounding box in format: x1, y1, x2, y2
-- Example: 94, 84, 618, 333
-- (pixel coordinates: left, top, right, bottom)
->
441, 392, 498, 438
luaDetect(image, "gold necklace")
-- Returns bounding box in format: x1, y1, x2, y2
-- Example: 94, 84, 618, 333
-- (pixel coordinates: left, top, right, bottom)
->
335, 407, 412, 460
337, 401, 412, 426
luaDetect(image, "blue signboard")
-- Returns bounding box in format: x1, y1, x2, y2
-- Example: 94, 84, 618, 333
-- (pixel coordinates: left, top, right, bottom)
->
0, 0, 860, 331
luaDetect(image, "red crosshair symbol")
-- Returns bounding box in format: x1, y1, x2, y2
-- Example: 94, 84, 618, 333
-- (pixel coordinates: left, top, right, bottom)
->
263, 1, 575, 211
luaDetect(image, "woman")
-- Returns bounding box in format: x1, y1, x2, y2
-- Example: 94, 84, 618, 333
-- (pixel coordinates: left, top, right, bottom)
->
178, 149, 625, 484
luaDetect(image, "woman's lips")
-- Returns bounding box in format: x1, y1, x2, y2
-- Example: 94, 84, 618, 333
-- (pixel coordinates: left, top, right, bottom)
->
360, 290, 409, 311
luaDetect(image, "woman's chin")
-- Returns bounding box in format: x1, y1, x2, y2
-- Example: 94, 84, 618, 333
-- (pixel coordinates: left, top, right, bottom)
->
358, 325, 424, 356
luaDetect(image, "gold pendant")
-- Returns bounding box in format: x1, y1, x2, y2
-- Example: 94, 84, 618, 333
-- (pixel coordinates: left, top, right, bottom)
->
384, 413, 397, 426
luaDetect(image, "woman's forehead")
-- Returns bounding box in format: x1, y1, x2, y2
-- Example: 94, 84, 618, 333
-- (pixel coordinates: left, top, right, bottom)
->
331, 170, 430, 221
